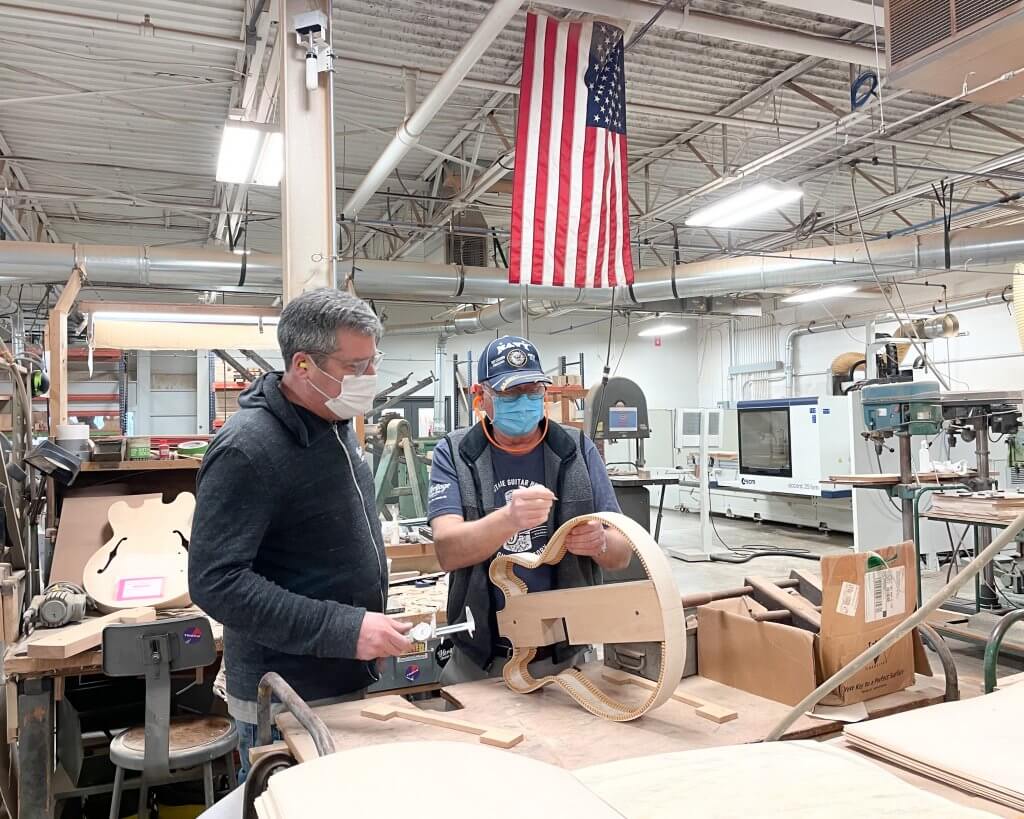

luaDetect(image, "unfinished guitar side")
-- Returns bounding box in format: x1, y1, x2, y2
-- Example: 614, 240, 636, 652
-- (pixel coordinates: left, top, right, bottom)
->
490, 511, 685, 722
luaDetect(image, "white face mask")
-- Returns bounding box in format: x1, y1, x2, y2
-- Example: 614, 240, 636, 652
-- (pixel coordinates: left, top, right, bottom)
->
308, 361, 378, 420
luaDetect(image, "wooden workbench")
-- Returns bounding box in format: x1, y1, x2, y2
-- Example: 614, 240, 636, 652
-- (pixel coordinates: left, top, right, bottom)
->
3, 607, 223, 679
276, 666, 946, 767
3, 607, 223, 817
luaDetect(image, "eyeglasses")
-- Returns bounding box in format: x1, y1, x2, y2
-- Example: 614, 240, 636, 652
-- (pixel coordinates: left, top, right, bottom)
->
486, 383, 547, 399
314, 350, 384, 376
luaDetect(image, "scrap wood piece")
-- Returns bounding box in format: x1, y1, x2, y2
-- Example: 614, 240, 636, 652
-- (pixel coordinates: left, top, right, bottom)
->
26, 607, 155, 659
360, 702, 523, 749
601, 669, 737, 724
745, 575, 821, 632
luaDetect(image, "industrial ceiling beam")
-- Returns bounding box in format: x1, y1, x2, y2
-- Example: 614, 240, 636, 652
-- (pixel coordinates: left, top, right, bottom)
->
542, 0, 879, 63
762, 0, 882, 26
0, 2, 246, 51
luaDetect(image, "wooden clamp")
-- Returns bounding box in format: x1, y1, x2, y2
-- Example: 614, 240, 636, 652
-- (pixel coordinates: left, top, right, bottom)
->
601, 669, 737, 724
360, 702, 523, 749
491, 511, 685, 722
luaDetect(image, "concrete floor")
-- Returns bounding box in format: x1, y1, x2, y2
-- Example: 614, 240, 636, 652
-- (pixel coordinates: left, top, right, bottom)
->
651, 508, 1024, 695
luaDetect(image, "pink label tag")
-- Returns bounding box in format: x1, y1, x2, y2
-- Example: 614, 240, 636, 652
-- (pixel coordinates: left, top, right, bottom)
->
115, 577, 165, 601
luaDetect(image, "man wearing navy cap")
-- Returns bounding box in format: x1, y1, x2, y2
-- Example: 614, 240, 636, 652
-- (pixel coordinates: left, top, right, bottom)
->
428, 335, 631, 683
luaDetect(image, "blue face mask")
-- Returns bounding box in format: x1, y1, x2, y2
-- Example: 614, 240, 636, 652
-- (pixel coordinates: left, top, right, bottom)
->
491, 393, 545, 437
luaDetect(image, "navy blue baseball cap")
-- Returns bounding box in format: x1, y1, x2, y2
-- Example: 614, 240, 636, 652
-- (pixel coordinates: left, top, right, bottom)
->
478, 336, 553, 392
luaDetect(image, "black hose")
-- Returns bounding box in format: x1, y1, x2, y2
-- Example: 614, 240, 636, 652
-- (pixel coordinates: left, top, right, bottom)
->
711, 549, 822, 564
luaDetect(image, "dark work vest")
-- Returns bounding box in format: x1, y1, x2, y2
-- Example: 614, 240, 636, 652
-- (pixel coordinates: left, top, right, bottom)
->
443, 421, 599, 670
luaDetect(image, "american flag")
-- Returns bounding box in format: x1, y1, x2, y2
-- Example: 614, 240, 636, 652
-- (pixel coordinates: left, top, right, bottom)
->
509, 13, 635, 289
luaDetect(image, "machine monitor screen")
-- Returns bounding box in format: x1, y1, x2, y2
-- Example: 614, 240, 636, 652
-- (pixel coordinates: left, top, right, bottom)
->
738, 407, 793, 478
608, 406, 639, 433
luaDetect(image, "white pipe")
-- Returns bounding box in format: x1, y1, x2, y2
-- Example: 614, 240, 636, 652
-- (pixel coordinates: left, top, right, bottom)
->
782, 288, 1013, 394
0, 2, 246, 51
341, 0, 524, 218
546, 0, 877, 63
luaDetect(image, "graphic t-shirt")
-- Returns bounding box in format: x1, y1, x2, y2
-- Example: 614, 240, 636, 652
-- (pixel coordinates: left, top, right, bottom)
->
430, 444, 553, 605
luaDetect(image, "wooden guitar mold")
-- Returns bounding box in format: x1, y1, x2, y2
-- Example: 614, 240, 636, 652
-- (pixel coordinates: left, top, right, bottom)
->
489, 511, 684, 721
82, 493, 195, 612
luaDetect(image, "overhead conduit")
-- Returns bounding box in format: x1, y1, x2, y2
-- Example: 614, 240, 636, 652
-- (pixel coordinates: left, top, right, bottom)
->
1, 222, 1024, 320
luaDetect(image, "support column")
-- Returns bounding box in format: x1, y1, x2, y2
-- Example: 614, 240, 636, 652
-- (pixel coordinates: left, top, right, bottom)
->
279, 0, 337, 302
195, 350, 211, 435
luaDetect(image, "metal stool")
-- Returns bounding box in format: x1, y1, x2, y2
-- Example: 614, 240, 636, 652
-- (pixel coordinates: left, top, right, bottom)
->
102, 615, 237, 818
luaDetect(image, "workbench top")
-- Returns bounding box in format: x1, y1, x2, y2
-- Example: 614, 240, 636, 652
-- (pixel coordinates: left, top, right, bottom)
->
79, 459, 201, 472
276, 665, 945, 767
608, 474, 682, 487
3, 606, 223, 679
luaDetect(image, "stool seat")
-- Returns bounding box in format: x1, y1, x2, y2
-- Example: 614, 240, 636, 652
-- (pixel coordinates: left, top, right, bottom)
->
110, 716, 238, 772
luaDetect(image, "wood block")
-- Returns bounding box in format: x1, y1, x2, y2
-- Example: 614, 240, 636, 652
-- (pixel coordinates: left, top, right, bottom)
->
26, 607, 156, 659
249, 740, 291, 765
601, 670, 738, 724
497, 580, 664, 646
0, 570, 25, 644
360, 702, 523, 749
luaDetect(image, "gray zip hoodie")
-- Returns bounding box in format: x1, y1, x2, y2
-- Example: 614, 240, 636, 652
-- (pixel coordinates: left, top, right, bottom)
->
188, 372, 386, 721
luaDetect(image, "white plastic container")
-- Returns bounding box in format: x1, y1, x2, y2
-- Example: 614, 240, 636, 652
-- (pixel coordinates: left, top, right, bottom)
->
918, 440, 932, 473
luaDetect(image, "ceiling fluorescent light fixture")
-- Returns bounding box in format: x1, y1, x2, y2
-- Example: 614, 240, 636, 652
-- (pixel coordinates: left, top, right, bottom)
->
637, 324, 686, 338
686, 183, 803, 228
92, 311, 280, 325
782, 285, 859, 304
216, 123, 283, 186
82, 301, 280, 326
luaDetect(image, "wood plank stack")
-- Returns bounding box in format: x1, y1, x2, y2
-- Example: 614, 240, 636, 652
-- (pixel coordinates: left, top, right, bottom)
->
828, 472, 975, 487
928, 491, 1024, 523
844, 683, 1024, 813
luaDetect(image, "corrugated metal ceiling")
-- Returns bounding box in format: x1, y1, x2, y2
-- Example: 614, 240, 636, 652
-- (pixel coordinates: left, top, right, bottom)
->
1, 0, 1024, 280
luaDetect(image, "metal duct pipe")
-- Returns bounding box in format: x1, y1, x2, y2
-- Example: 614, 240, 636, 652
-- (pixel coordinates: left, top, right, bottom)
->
783, 287, 1012, 395
2, 224, 1023, 305
0, 241, 618, 303
387, 299, 559, 337
341, 0, 524, 218
631, 224, 1024, 303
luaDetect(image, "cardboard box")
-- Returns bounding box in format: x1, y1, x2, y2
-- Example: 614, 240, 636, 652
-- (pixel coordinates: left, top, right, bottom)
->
697, 543, 930, 707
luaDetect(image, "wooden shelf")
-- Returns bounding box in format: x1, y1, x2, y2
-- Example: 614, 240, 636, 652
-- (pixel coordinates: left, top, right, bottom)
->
80, 459, 201, 472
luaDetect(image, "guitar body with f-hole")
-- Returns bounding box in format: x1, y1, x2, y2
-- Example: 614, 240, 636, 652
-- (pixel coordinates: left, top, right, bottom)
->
83, 493, 196, 612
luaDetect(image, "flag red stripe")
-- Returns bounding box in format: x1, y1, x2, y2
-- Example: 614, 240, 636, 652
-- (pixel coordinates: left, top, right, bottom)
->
508, 14, 538, 286
606, 134, 614, 288
529, 16, 559, 286
618, 135, 634, 282
550, 22, 580, 289
593, 134, 613, 289
575, 127, 597, 288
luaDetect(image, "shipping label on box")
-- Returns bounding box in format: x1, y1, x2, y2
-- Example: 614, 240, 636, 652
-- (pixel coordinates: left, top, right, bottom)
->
818, 541, 927, 706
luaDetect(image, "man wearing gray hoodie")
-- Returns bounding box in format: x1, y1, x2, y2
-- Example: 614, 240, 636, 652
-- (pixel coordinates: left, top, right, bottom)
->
189, 288, 411, 779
